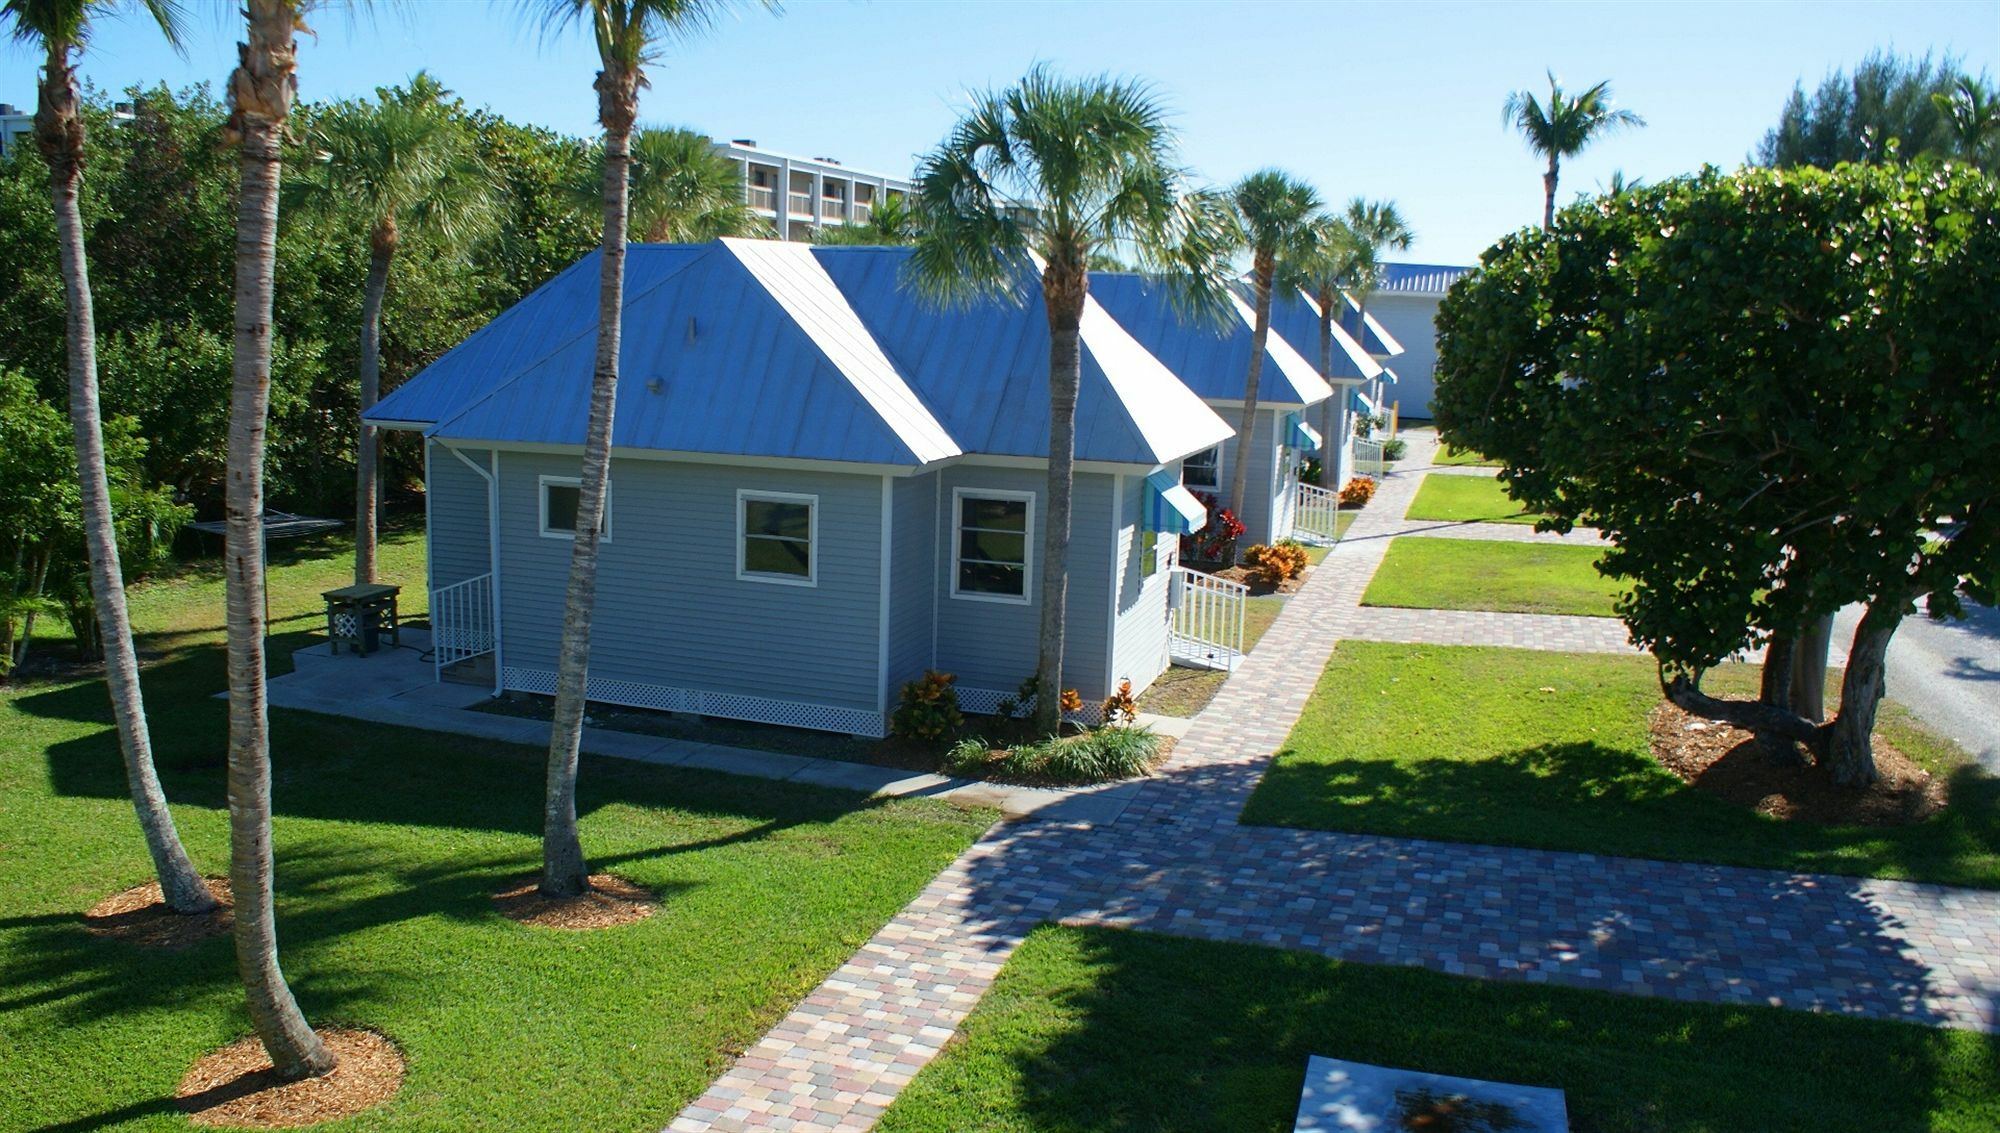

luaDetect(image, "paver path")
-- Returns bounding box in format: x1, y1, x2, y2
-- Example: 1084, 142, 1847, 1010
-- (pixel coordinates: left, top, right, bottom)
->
670, 431, 2000, 1133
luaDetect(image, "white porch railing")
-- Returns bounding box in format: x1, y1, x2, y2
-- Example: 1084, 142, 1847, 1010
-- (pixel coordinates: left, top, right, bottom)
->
1294, 481, 1344, 544
431, 573, 495, 679
746, 185, 776, 210
1168, 566, 1248, 672
788, 191, 813, 216
1353, 437, 1389, 478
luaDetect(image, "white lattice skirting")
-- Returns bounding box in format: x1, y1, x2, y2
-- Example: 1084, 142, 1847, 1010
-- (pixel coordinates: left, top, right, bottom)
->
502, 667, 887, 737
956, 685, 1105, 727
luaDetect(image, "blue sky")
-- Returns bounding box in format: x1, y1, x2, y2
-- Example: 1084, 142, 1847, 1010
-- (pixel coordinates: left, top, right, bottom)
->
16, 0, 1998, 264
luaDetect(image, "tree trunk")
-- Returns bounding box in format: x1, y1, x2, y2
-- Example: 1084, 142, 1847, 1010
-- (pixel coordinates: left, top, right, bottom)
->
38, 43, 216, 915
353, 219, 395, 585
1825, 594, 1908, 788
541, 63, 640, 898
1226, 249, 1275, 549
225, 0, 335, 1081
1789, 614, 1833, 722
1315, 293, 1339, 489
17, 550, 50, 671
1662, 667, 1821, 748
1033, 257, 1085, 735
1752, 631, 1805, 767
1542, 154, 1559, 230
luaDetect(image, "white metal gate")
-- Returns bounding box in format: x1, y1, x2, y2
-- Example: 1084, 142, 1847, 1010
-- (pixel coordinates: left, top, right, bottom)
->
1353, 437, 1389, 478
1168, 566, 1248, 672
1293, 481, 1343, 544
430, 573, 495, 678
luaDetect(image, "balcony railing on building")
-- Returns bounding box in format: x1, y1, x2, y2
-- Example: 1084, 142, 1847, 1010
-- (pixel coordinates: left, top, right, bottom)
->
788, 191, 812, 216
820, 198, 846, 221
747, 186, 775, 211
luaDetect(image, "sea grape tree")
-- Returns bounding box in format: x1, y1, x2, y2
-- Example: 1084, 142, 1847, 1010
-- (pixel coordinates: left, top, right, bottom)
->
1433, 160, 1998, 786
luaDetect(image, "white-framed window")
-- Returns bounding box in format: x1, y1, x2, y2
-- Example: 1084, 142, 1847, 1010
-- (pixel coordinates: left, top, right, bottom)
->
1182, 445, 1221, 490
539, 475, 610, 541
737, 490, 816, 586
952, 488, 1033, 604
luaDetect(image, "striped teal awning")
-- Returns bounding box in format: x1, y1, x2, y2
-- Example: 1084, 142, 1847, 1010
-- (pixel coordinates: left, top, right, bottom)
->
1286, 411, 1322, 452
1144, 469, 1207, 534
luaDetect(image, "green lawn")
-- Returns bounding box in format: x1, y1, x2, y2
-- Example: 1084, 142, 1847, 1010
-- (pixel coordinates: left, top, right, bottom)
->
875, 924, 2000, 1133
1405, 475, 1542, 524
2, 524, 992, 1131
1240, 642, 2000, 887
1434, 444, 1501, 467
1139, 595, 1286, 718
1362, 538, 1623, 616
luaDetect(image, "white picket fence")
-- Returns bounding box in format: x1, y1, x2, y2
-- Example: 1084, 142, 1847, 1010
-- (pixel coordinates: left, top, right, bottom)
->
431, 573, 495, 679
1168, 565, 1248, 672
1293, 481, 1344, 544
1353, 437, 1390, 478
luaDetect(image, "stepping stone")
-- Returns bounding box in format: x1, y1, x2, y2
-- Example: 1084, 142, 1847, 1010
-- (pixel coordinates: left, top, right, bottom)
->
1295, 1055, 1568, 1132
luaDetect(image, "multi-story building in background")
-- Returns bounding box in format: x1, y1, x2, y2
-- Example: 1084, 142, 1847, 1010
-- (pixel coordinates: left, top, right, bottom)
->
709, 138, 914, 242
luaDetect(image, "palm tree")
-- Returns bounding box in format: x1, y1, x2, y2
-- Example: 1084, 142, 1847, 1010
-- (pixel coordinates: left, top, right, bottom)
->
1225, 169, 1321, 534
529, 0, 770, 899
909, 65, 1236, 733
1295, 214, 1358, 488
4, 0, 217, 918
1502, 71, 1645, 229
223, 0, 336, 1081
1337, 198, 1413, 415
814, 188, 918, 245
1932, 76, 1999, 170
625, 125, 769, 241
295, 72, 499, 585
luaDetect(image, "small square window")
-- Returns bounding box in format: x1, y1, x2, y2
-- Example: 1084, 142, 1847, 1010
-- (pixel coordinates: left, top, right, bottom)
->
540, 476, 609, 540
738, 491, 815, 586
1183, 445, 1220, 490
953, 490, 1032, 603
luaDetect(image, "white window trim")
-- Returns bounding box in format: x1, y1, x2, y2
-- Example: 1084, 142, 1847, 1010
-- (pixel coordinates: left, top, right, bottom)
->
539, 475, 611, 541
950, 486, 1034, 606
1182, 444, 1222, 491
737, 489, 818, 587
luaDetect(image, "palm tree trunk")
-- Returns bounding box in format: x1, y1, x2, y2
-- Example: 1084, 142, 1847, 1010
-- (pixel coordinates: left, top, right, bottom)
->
541, 65, 639, 898
1033, 258, 1085, 735
353, 219, 395, 585
1542, 154, 1559, 230
1316, 297, 1338, 489
1227, 250, 1275, 548
1825, 593, 1909, 788
37, 47, 216, 916
226, 0, 334, 1081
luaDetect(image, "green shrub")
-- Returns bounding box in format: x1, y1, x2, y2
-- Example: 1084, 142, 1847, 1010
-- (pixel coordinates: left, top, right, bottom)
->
988, 726, 1161, 785
943, 736, 990, 775
1382, 437, 1408, 461
891, 670, 963, 740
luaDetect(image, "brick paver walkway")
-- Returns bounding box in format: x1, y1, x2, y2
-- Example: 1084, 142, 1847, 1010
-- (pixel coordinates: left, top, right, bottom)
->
670, 430, 2000, 1133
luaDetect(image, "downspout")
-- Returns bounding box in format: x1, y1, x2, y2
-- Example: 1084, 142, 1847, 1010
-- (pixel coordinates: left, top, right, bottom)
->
876, 476, 893, 732
446, 445, 503, 697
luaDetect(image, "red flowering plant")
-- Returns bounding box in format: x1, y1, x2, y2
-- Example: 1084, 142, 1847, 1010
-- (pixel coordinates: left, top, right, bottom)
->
1179, 493, 1245, 565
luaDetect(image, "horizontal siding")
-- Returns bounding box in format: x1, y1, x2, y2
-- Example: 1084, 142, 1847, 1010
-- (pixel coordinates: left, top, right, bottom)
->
495, 451, 883, 711
427, 443, 492, 589
932, 465, 1114, 701
1200, 405, 1292, 547
1111, 474, 1174, 695
1371, 293, 1444, 416
885, 473, 936, 695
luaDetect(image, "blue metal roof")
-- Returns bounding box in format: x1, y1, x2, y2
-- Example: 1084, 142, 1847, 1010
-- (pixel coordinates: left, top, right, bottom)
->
1087, 274, 1330, 407
368, 246, 707, 427
1376, 262, 1475, 296
811, 247, 1228, 466
1267, 290, 1384, 382
371, 240, 1231, 469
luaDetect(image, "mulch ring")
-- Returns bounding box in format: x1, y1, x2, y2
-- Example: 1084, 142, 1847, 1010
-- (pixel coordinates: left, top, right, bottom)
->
84, 878, 232, 949
492, 873, 657, 930
1648, 701, 1949, 826
178, 1027, 404, 1128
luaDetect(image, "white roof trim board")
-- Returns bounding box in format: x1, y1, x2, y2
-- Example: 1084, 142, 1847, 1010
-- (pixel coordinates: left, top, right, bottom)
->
1340, 289, 1406, 357
1294, 289, 1386, 381
725, 238, 961, 465
1228, 291, 1333, 406
1079, 293, 1234, 465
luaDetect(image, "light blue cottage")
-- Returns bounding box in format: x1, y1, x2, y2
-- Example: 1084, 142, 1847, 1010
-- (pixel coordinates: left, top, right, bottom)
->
1268, 288, 1398, 487
367, 239, 1230, 737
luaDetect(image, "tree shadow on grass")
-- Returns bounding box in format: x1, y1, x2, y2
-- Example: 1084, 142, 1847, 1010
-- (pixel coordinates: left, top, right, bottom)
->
892, 923, 1999, 1133
1241, 739, 2000, 890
